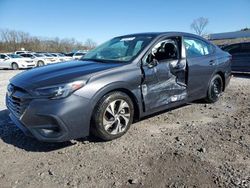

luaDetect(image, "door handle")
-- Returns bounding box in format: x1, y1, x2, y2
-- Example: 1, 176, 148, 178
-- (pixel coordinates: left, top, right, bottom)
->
209, 60, 216, 66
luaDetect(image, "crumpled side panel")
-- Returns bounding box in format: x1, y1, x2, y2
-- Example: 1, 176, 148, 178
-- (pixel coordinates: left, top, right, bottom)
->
142, 72, 187, 108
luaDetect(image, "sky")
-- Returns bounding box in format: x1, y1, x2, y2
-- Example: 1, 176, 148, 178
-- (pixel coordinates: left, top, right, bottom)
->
0, 0, 249, 44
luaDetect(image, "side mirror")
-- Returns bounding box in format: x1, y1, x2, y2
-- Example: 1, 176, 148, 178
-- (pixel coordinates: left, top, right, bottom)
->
4, 57, 9, 60
148, 58, 158, 68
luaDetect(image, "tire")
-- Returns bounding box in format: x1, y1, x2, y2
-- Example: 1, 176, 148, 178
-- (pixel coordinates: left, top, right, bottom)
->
91, 91, 134, 141
37, 61, 45, 67
11, 63, 19, 70
205, 74, 223, 103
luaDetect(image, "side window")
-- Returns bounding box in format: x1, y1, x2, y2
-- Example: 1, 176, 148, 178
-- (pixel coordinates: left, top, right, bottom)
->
144, 38, 179, 64
184, 37, 214, 58
0, 55, 4, 59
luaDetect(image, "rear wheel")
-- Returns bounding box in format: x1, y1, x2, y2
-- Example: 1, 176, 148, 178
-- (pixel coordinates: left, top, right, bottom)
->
11, 63, 19, 70
37, 61, 45, 67
205, 74, 223, 103
91, 92, 134, 141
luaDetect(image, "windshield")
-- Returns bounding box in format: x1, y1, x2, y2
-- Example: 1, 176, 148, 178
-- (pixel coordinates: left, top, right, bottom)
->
8, 54, 21, 58
82, 35, 153, 62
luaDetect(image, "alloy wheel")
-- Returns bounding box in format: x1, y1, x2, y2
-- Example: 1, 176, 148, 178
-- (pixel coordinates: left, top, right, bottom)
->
211, 78, 222, 100
103, 99, 131, 135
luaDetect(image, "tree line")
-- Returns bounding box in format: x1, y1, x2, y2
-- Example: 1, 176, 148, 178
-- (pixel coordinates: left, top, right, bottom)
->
0, 29, 97, 53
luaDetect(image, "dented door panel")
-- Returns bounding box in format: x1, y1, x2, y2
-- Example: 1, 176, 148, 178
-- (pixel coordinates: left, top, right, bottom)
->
142, 59, 187, 111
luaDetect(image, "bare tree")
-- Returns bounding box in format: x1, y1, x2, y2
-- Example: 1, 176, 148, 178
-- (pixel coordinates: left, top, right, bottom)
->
190, 17, 209, 36
241, 27, 250, 31
84, 38, 97, 50
0, 28, 92, 53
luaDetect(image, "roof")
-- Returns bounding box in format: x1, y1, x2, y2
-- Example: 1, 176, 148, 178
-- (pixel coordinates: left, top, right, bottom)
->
117, 31, 205, 40
208, 30, 250, 40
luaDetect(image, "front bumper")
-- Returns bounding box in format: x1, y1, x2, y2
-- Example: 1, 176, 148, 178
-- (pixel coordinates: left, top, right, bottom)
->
6, 94, 92, 142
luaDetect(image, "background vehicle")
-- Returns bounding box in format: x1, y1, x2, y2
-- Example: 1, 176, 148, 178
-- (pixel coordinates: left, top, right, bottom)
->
6, 32, 231, 142
222, 42, 250, 73
65, 51, 87, 60
39, 53, 58, 63
20, 53, 57, 66
0, 53, 35, 69
51, 53, 73, 62
14, 51, 31, 55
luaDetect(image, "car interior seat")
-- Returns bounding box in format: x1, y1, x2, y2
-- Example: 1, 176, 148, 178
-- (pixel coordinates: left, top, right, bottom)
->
155, 42, 177, 61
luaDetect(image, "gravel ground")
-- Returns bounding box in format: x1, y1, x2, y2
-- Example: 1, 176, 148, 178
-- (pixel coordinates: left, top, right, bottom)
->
0, 70, 249, 188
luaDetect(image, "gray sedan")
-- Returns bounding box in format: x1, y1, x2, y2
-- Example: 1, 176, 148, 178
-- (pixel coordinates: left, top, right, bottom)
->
6, 32, 232, 142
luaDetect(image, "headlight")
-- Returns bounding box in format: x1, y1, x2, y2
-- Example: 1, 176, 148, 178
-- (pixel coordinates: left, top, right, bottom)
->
35, 80, 86, 99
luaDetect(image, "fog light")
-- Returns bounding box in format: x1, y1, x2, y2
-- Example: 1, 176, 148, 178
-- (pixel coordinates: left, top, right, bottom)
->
41, 129, 54, 135
37, 127, 60, 137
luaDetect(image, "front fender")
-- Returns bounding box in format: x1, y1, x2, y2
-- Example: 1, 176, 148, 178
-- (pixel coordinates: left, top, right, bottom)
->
89, 81, 143, 118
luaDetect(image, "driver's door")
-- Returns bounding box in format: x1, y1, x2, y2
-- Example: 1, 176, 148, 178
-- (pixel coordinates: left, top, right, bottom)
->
141, 37, 188, 112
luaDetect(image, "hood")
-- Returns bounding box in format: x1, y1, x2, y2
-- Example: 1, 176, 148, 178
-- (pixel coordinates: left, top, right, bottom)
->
10, 60, 123, 90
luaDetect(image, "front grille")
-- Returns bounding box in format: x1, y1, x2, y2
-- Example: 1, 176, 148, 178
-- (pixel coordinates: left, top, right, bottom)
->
7, 85, 31, 118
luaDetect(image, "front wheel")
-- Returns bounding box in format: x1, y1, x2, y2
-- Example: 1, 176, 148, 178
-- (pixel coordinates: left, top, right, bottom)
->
91, 92, 134, 141
11, 63, 19, 70
205, 74, 223, 103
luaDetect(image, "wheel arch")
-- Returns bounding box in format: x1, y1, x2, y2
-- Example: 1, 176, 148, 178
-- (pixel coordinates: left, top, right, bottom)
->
90, 84, 141, 124
11, 62, 19, 69
37, 60, 45, 65
215, 71, 225, 91
108, 88, 140, 122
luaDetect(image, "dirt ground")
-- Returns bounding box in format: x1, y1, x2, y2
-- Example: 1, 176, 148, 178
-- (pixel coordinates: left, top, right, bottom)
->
0, 70, 249, 188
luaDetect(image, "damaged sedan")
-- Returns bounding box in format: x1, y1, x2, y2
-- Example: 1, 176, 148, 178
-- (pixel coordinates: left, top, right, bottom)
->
6, 32, 232, 142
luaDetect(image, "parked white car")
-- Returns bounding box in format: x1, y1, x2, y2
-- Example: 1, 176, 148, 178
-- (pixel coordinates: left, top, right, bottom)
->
14, 50, 31, 55
51, 53, 73, 62
73, 52, 87, 60
0, 53, 35, 70
20, 53, 56, 66
40, 53, 59, 63
65, 51, 87, 60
